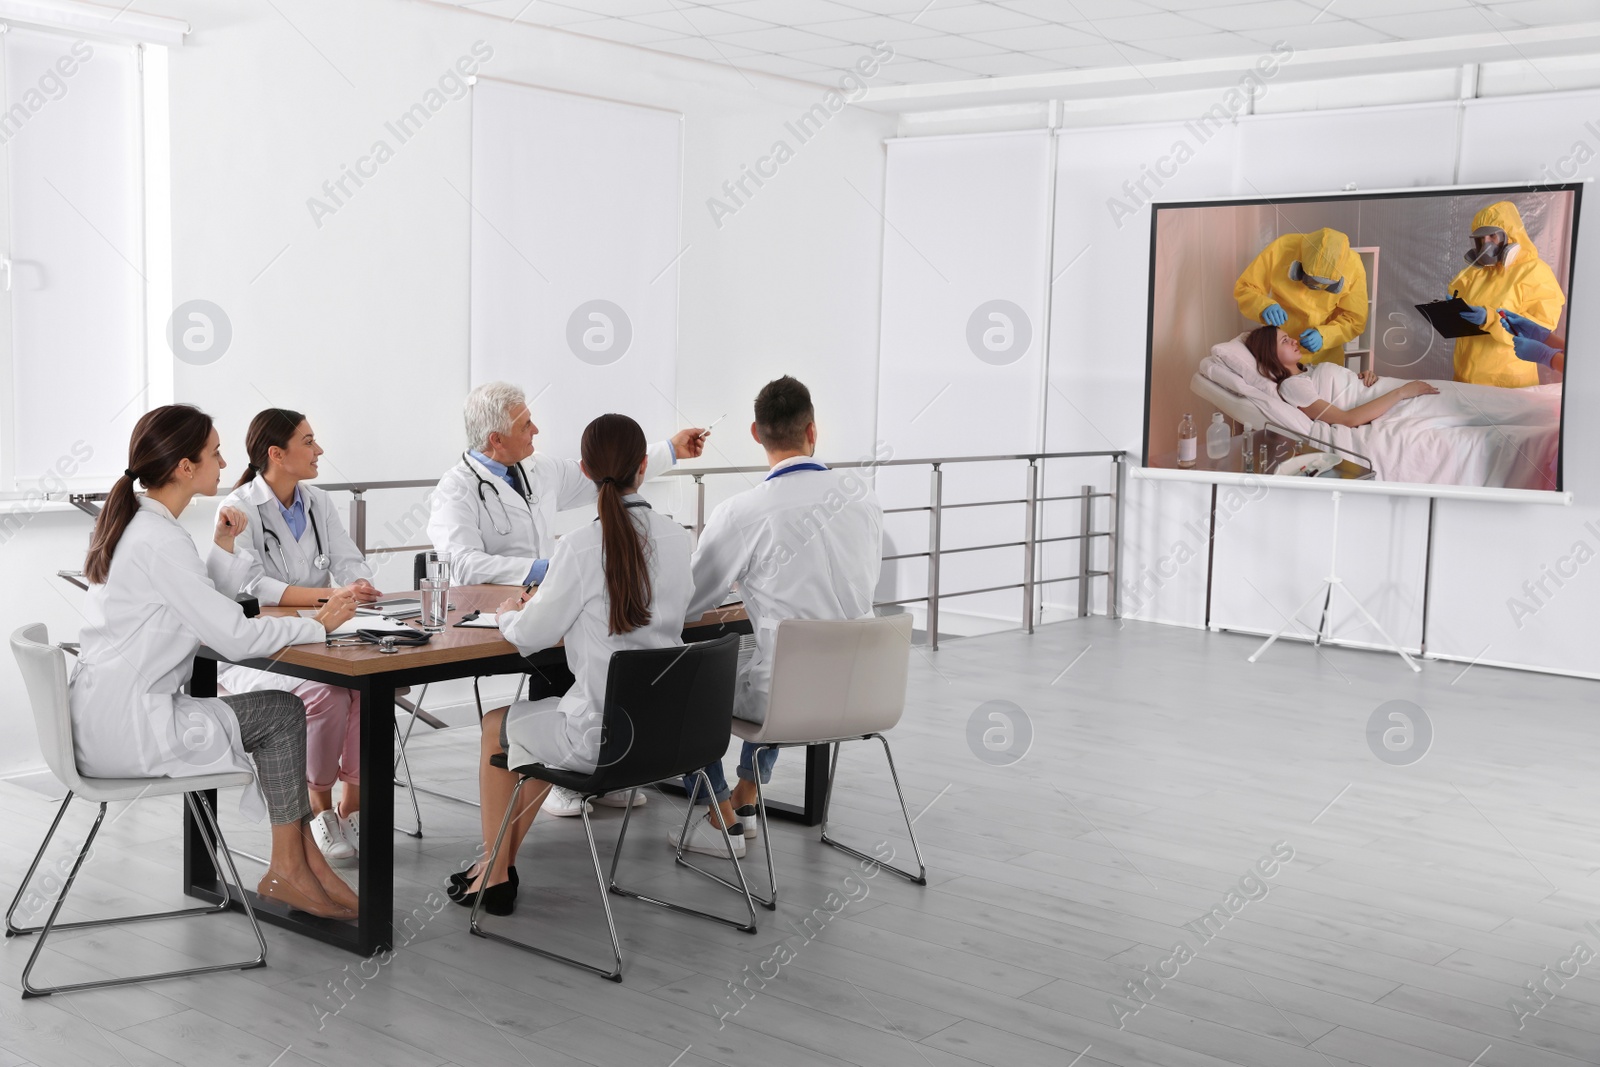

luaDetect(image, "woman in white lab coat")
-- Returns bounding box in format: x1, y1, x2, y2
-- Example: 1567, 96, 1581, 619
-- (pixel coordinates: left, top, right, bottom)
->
445, 413, 696, 915
217, 408, 381, 865
72, 404, 361, 919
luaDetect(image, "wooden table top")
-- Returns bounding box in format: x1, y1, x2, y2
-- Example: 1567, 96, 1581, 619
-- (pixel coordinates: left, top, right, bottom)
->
236, 584, 748, 677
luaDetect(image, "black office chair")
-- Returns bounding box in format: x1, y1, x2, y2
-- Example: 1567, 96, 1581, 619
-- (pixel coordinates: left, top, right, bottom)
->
471, 633, 755, 981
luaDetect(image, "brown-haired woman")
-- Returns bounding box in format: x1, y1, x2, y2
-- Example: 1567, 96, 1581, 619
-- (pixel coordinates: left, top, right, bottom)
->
215, 408, 382, 867
447, 413, 697, 915
72, 405, 361, 919
1244, 324, 1437, 427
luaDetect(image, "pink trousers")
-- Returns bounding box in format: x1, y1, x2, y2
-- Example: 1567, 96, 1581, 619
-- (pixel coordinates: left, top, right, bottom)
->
294, 681, 360, 789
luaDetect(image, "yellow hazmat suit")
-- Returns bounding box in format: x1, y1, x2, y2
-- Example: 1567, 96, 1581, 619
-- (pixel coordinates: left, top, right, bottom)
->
1448, 201, 1565, 388
1234, 228, 1369, 366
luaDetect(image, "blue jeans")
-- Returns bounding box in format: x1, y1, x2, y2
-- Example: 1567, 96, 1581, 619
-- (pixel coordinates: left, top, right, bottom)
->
684, 743, 779, 806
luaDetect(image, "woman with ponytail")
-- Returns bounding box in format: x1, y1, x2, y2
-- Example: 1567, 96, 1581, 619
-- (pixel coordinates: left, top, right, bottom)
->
73, 405, 362, 919
215, 408, 380, 866
445, 414, 696, 915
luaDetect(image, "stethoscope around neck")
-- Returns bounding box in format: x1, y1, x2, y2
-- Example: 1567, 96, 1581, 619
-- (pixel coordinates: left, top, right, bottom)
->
463, 452, 537, 537
260, 499, 329, 572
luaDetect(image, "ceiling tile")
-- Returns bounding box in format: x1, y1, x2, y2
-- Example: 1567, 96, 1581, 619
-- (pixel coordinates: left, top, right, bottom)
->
996, 0, 1160, 15
1357, 8, 1500, 37
1313, 0, 1471, 17
1034, 41, 1174, 68
711, 24, 859, 49
1253, 18, 1395, 48
632, 5, 778, 34
1484, 0, 1600, 27
1187, 0, 1328, 32
579, 17, 703, 44
966, 21, 1101, 49
1071, 10, 1215, 39
801, 13, 947, 41
531, 0, 672, 17
908, 2, 1046, 33
891, 32, 1008, 59
832, 0, 976, 14
471, 0, 608, 26
788, 41, 906, 67
1132, 30, 1269, 60
733, 52, 838, 75
942, 51, 1070, 76
869, 57, 984, 81
714, 0, 873, 24
646, 35, 766, 60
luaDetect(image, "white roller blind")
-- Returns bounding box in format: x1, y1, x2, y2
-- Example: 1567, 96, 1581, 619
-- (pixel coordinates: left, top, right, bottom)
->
2, 26, 144, 492
469, 79, 682, 501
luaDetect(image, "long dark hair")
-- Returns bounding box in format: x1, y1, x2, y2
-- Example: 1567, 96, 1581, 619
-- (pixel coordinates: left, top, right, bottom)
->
235, 407, 306, 488
581, 413, 651, 635
1244, 325, 1300, 385
84, 405, 215, 584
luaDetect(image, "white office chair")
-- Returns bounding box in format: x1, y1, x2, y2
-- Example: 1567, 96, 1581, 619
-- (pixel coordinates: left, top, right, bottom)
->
684, 614, 927, 910
4, 624, 268, 997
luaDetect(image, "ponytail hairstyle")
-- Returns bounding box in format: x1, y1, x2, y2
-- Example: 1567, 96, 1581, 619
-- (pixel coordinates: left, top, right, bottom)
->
234, 407, 306, 488
580, 413, 652, 635
84, 404, 215, 584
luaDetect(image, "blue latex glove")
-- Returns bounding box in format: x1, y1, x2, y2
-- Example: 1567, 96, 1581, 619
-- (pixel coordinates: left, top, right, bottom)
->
1498, 308, 1552, 342
525, 558, 550, 585
1298, 327, 1323, 353
1512, 335, 1560, 366
1459, 303, 1488, 326
1261, 303, 1287, 327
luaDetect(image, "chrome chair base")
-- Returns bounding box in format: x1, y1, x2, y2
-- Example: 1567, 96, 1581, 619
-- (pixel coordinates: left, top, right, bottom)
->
4, 791, 268, 997
469, 772, 757, 982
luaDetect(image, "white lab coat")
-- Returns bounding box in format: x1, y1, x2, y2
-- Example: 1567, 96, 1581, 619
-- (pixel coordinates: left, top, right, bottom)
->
213, 477, 373, 696
427, 442, 675, 587
497, 499, 693, 773
68, 496, 326, 818
685, 457, 884, 724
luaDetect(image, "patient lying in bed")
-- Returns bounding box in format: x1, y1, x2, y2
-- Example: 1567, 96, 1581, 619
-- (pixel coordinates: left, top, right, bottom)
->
1197, 325, 1562, 489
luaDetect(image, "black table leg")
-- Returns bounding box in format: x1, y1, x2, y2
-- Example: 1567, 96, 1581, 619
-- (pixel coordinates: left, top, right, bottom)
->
356, 676, 395, 957
184, 658, 220, 895
803, 743, 830, 826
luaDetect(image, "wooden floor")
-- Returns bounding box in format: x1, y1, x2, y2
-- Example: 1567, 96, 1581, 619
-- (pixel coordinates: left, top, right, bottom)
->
3, 618, 1600, 1067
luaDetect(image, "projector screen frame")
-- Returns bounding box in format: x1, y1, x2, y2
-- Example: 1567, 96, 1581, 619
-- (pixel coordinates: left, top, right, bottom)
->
1139, 178, 1584, 501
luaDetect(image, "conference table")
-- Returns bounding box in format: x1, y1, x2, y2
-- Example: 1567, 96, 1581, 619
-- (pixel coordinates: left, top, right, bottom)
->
181, 584, 833, 957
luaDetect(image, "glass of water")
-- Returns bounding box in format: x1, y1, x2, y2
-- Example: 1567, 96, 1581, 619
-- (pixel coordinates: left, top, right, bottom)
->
419, 577, 448, 633
424, 553, 451, 586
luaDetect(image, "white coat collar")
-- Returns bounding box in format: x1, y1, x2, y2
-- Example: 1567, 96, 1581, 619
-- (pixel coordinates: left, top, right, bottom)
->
463, 452, 533, 503
137, 494, 183, 522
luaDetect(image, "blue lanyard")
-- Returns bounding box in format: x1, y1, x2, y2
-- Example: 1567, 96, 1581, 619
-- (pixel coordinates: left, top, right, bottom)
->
765, 462, 828, 481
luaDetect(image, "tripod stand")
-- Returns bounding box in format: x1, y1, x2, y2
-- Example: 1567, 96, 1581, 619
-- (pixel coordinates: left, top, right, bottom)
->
1248, 490, 1421, 672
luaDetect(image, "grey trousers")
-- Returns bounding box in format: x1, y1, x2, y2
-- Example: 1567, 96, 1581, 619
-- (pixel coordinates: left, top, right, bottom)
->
220, 690, 312, 825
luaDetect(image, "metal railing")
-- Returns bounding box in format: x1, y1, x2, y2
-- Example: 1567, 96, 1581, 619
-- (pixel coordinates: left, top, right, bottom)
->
70, 450, 1127, 649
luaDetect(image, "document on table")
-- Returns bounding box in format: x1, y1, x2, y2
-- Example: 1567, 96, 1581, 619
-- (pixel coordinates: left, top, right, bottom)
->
298, 611, 419, 637
455, 613, 500, 628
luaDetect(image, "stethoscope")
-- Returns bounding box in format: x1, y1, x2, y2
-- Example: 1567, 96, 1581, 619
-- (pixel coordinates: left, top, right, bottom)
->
260, 499, 329, 573
463, 452, 537, 537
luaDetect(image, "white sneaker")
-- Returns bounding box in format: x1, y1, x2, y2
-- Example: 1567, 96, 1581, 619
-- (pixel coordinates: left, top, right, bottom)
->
594, 790, 647, 809
669, 817, 746, 858
543, 786, 589, 817
734, 804, 761, 842
310, 810, 356, 866
342, 812, 360, 854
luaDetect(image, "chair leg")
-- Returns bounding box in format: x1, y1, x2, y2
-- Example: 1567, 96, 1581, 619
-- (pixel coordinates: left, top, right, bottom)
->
469, 778, 625, 981
820, 735, 928, 886
7, 792, 232, 938
18, 793, 268, 997
638, 772, 758, 932
673, 753, 780, 911
392, 719, 424, 838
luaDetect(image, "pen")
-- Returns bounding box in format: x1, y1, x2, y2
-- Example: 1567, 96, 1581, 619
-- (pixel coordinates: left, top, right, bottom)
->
699, 413, 726, 438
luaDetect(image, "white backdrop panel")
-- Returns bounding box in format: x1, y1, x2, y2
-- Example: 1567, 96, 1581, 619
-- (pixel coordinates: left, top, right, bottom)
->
1049, 120, 1239, 624
1235, 103, 1459, 196
470, 79, 682, 517
1427, 91, 1600, 677
876, 131, 1053, 625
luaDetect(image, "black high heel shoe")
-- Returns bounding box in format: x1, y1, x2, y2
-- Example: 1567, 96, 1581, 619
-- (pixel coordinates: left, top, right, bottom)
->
447, 865, 517, 901
450, 875, 517, 916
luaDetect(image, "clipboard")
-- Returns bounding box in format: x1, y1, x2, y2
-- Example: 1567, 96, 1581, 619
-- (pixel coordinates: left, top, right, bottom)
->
1415, 297, 1490, 339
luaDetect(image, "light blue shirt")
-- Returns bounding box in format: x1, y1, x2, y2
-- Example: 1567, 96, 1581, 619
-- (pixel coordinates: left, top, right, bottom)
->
276, 484, 308, 541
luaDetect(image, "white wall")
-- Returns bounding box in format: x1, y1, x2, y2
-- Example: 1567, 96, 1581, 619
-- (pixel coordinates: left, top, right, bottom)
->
0, 0, 894, 775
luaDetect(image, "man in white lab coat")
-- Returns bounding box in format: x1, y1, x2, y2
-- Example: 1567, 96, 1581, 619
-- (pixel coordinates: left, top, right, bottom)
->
427, 381, 706, 587
428, 380, 706, 815
676, 376, 884, 853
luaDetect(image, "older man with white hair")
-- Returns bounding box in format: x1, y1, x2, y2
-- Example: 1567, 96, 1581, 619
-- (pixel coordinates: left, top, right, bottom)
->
428, 381, 707, 815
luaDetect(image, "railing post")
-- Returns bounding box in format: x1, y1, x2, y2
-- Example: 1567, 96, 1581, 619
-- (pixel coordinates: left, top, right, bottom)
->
927, 464, 942, 651
350, 489, 367, 555
1078, 483, 1093, 618
1109, 454, 1125, 620
693, 475, 706, 541
1022, 461, 1038, 635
